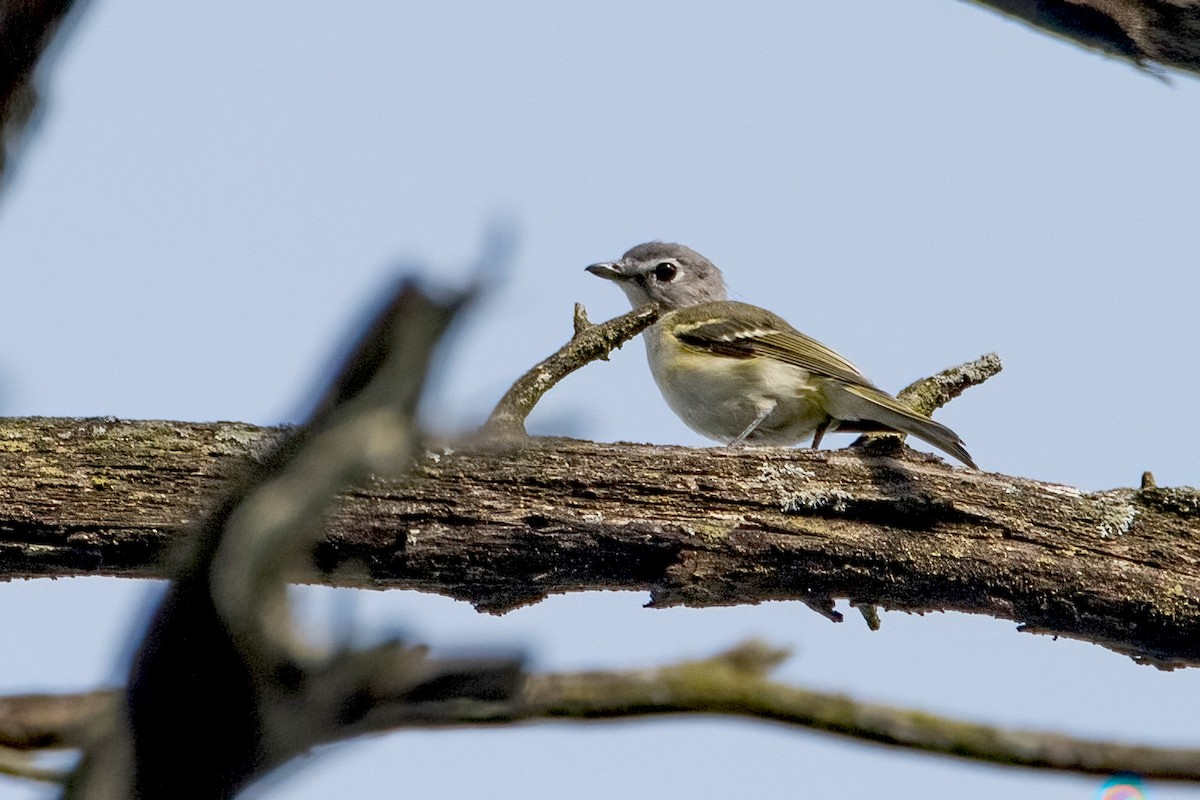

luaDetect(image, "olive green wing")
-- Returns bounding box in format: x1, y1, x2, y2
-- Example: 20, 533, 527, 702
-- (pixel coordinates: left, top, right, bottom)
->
666, 302, 977, 468
669, 301, 876, 389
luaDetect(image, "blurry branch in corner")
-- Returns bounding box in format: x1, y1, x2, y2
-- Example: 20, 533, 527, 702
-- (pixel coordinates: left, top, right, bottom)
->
968, 0, 1200, 78
0, 0, 87, 184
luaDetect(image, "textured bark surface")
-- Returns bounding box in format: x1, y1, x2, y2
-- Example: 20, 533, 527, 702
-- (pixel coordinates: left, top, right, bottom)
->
2, 417, 1199, 667
0, 417, 270, 577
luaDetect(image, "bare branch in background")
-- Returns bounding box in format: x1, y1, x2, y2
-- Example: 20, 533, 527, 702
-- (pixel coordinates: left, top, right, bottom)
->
10, 642, 1200, 785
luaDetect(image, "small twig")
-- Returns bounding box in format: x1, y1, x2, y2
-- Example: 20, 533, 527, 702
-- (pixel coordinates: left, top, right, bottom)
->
572, 303, 592, 337
854, 603, 881, 631
896, 352, 1002, 417
482, 304, 662, 437
11, 641, 1200, 782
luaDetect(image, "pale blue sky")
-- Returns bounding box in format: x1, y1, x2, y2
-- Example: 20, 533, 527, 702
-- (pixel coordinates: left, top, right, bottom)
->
3, 3, 1199, 799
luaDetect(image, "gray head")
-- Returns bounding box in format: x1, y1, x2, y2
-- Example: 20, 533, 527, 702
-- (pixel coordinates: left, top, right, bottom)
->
586, 241, 728, 310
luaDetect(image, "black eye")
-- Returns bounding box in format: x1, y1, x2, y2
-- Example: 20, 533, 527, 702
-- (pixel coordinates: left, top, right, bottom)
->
653, 262, 677, 282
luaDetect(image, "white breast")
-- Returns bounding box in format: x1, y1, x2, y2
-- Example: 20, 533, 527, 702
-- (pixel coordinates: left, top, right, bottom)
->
642, 322, 828, 445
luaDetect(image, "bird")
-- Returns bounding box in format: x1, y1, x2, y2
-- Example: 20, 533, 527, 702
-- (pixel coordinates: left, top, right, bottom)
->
586, 241, 976, 468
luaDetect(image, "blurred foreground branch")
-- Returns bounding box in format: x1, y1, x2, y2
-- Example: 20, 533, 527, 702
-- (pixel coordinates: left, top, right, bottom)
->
0, 0, 83, 181
7, 641, 1200, 785
969, 0, 1200, 77
60, 280, 523, 799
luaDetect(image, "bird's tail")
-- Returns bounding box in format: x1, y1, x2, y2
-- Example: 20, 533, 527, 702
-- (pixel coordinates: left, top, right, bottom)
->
829, 384, 977, 469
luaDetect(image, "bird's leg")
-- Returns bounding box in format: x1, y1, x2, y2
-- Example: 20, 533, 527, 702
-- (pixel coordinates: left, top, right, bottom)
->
810, 416, 834, 450
729, 403, 775, 447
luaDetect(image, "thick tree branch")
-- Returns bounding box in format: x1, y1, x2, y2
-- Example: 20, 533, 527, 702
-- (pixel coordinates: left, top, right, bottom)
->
8, 642, 1200, 784
2, 416, 1198, 667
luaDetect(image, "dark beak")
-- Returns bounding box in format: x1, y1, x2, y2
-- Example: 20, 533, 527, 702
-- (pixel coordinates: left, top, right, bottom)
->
585, 262, 628, 282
